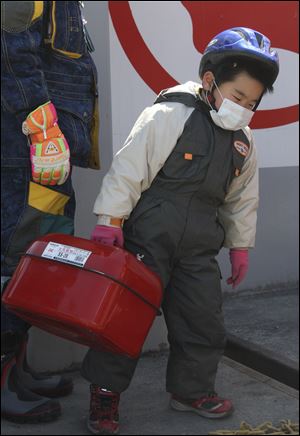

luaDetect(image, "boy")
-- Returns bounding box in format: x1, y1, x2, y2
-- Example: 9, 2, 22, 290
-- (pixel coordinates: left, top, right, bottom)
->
84, 27, 279, 435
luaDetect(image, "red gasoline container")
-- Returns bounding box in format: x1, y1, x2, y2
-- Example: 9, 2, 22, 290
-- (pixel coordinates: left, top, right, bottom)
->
2, 234, 163, 358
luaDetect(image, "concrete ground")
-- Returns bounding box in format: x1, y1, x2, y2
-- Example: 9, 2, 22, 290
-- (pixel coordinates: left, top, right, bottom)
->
1, 353, 299, 435
223, 287, 299, 362
2, 287, 299, 435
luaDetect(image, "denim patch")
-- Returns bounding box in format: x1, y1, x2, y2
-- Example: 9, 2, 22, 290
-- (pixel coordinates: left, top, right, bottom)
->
50, 1, 88, 57
1, 110, 31, 168
1, 167, 31, 262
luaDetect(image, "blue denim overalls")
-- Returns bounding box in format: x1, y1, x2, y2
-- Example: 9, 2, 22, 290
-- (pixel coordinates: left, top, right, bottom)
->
1, 1, 99, 332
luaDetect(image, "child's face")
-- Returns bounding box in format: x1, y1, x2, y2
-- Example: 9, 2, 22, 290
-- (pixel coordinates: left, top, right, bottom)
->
213, 72, 265, 111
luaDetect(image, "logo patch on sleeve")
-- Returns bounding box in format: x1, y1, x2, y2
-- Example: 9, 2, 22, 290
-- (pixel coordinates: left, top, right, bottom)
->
234, 140, 249, 157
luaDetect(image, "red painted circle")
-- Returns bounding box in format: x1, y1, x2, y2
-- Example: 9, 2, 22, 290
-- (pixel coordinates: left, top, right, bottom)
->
109, 1, 299, 129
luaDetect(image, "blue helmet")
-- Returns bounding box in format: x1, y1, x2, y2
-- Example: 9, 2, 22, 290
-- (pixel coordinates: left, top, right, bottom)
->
199, 27, 279, 86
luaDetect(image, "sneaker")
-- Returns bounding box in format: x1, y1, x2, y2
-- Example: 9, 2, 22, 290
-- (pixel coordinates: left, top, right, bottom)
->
170, 392, 233, 419
87, 385, 120, 435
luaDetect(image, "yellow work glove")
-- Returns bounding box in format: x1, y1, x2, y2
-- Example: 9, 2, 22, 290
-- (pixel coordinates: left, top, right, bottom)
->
22, 101, 70, 186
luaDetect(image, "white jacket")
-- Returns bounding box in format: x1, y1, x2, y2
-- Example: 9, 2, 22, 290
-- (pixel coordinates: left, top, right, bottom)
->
94, 82, 259, 248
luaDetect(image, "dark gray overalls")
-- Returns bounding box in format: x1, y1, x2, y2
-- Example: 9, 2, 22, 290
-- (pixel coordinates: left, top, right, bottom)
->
81, 91, 248, 399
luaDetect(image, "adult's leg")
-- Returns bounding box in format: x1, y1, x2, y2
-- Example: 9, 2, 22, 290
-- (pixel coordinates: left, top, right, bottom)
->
1, 167, 76, 422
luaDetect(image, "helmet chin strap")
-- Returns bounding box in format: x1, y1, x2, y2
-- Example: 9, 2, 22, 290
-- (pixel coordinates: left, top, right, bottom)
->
204, 80, 217, 110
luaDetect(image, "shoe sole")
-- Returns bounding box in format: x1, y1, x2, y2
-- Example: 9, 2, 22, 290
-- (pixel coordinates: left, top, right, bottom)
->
87, 419, 120, 435
170, 398, 234, 419
2, 405, 61, 423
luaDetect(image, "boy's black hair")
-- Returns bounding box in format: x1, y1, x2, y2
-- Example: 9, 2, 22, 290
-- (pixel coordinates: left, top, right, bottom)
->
203, 57, 275, 95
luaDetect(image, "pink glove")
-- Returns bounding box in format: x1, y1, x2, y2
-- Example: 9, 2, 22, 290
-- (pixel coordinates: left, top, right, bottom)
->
91, 225, 124, 248
227, 249, 249, 289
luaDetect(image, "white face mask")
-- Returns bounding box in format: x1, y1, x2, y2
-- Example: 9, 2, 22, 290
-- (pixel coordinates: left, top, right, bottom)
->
206, 81, 255, 131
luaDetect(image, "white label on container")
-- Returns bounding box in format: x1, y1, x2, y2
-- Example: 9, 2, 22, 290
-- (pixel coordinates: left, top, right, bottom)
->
41, 242, 92, 267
